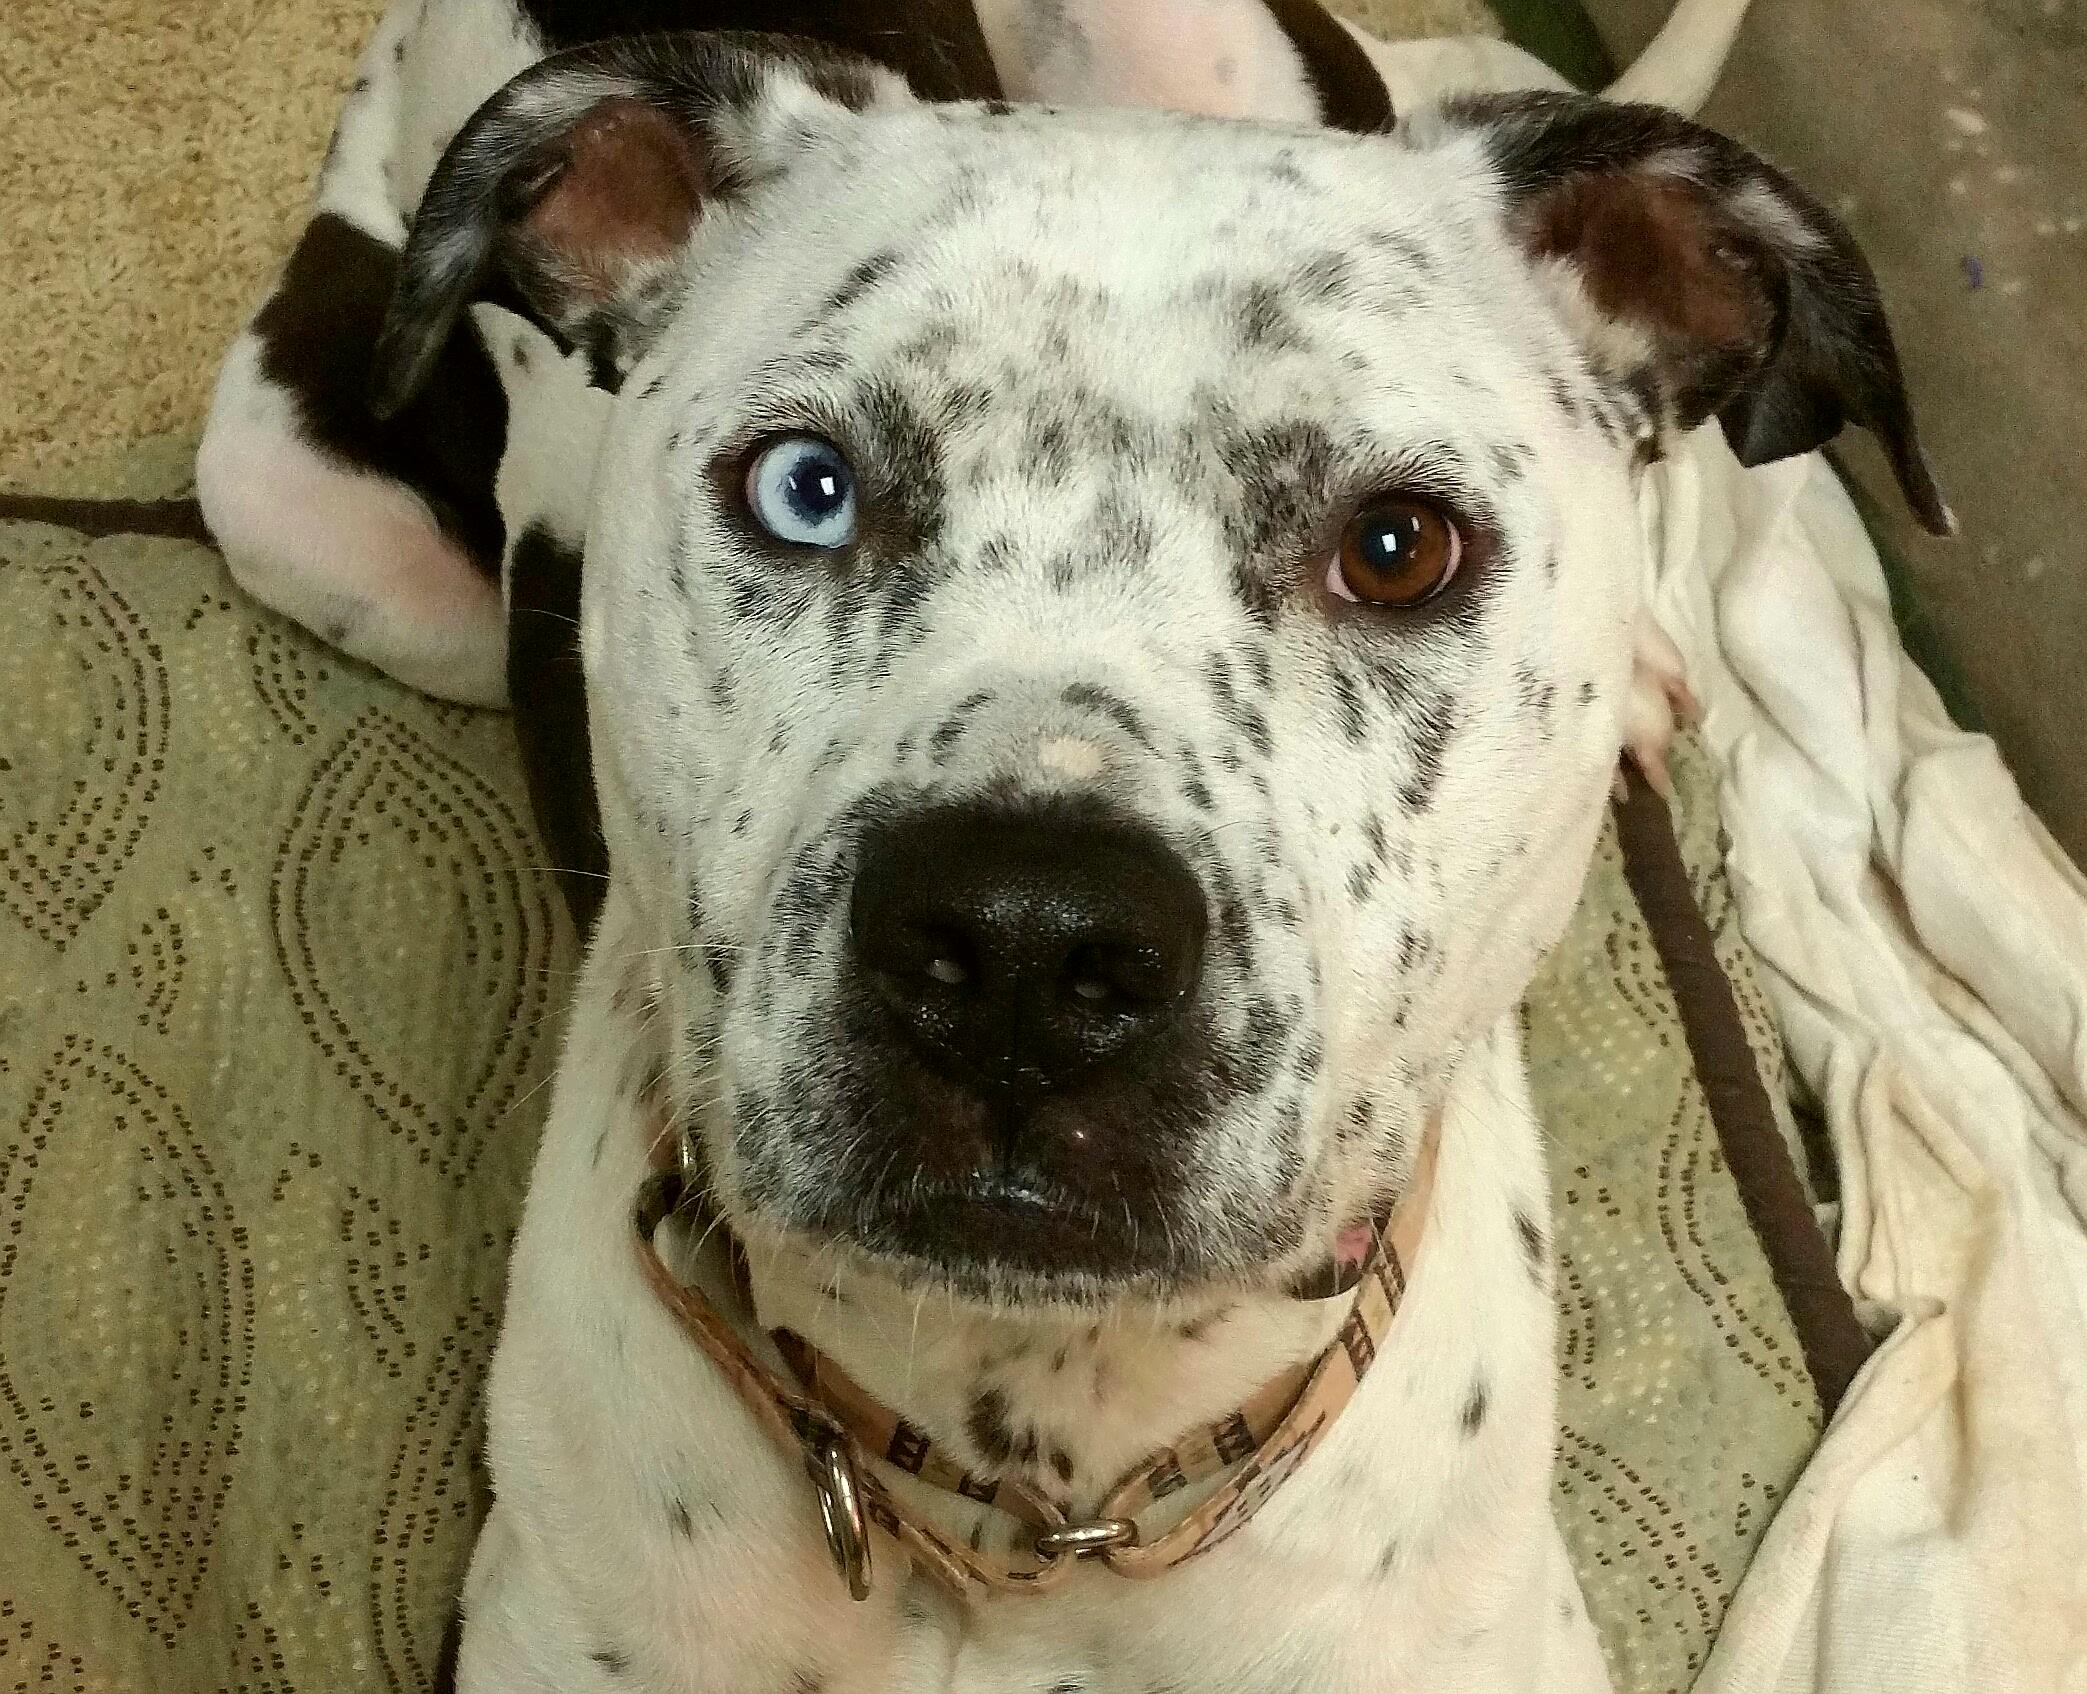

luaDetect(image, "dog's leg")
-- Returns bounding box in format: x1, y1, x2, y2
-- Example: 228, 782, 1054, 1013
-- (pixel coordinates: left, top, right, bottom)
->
451, 1503, 631, 1694
195, 0, 516, 705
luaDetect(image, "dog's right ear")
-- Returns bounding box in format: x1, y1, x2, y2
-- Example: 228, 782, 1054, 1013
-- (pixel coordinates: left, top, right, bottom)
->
370, 33, 910, 419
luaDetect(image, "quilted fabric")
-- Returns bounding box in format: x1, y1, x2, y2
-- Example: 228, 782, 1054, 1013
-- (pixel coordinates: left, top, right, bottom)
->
0, 519, 1826, 1693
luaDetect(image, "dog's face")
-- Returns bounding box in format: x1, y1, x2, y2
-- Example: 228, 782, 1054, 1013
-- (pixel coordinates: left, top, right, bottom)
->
381, 37, 1942, 1305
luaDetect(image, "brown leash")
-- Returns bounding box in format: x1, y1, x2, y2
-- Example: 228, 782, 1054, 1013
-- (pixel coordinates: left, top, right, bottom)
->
632, 1122, 1437, 1601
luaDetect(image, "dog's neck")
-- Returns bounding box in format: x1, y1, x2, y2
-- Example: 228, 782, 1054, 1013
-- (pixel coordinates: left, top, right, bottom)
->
738, 1233, 1349, 1515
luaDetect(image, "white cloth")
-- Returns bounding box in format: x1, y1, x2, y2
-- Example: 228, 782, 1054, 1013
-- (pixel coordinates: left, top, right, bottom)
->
1638, 439, 2087, 1692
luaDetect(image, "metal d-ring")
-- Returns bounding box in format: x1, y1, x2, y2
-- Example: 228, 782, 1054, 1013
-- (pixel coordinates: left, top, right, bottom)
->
812, 1433, 873, 1601
1033, 1517, 1139, 1562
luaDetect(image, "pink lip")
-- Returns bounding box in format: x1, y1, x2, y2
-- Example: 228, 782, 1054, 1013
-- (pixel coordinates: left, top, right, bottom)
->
1334, 1219, 1377, 1273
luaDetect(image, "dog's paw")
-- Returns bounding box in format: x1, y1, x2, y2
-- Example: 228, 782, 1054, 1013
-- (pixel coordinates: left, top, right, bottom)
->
1618, 617, 1697, 801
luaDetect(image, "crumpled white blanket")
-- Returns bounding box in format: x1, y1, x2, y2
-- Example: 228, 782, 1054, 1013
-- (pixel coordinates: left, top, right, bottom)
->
1639, 437, 2087, 1693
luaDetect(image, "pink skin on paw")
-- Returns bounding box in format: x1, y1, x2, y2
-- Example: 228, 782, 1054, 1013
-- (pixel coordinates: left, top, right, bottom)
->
1620, 618, 1697, 800
980, 0, 1320, 123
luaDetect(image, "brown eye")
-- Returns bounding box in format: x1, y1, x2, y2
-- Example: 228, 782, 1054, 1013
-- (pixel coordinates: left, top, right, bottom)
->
1328, 497, 1463, 607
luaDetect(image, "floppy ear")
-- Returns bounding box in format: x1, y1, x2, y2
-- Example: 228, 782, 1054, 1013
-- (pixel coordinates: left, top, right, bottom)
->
1440, 92, 1952, 535
369, 32, 909, 419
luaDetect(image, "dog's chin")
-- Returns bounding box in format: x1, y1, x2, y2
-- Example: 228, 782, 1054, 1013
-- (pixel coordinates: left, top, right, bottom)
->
752, 1179, 1278, 1310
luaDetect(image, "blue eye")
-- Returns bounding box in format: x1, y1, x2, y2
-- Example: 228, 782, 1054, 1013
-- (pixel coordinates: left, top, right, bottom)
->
745, 434, 858, 549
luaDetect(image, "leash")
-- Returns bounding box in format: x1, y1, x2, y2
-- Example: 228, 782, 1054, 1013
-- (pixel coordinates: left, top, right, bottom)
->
631, 1115, 1437, 1602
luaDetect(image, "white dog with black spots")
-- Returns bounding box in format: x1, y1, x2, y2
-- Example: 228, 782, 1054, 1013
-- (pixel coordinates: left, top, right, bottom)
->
197, 2, 1949, 1689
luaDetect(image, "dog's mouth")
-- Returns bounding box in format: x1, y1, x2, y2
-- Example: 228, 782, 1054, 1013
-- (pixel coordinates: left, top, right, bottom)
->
777, 1164, 1394, 1308
794, 1134, 1199, 1299
858, 1169, 1143, 1283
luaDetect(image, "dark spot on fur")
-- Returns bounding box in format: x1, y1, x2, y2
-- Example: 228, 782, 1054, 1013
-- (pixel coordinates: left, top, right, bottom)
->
821, 248, 900, 319
1218, 419, 1338, 629
1514, 1208, 1548, 1282
1235, 279, 1305, 352
1331, 664, 1368, 743
590, 1646, 632, 1675
967, 1389, 1018, 1467
1460, 1379, 1489, 1436
1400, 697, 1459, 811
1294, 249, 1357, 304
1061, 682, 1152, 749
1488, 441, 1529, 482
1366, 226, 1436, 278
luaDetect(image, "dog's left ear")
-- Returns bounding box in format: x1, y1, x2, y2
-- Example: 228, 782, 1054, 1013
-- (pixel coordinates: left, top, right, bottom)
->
1437, 92, 1952, 534
369, 33, 911, 418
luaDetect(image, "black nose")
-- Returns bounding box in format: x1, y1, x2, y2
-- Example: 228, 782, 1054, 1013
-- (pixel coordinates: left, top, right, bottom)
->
848, 802, 1208, 1095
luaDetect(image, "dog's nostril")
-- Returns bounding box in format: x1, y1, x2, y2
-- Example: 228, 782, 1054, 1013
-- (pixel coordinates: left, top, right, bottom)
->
848, 800, 1207, 1095
1067, 970, 1112, 1004
1062, 940, 1178, 1009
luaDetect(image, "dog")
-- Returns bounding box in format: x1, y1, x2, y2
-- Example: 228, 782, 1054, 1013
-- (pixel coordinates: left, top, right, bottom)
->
196, 2, 1952, 1689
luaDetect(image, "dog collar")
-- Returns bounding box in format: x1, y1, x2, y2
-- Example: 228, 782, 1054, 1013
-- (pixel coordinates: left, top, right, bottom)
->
631, 1117, 1437, 1602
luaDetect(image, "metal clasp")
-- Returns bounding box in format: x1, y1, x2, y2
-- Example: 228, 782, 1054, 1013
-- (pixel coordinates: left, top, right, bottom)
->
811, 1433, 873, 1601
1033, 1517, 1139, 1563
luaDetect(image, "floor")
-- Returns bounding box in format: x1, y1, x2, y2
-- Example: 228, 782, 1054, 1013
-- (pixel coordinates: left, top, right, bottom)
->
1576, 0, 2087, 860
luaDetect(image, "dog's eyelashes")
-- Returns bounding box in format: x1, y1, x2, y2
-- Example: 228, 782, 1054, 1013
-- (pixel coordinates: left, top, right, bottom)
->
744, 433, 859, 549
1327, 496, 1463, 608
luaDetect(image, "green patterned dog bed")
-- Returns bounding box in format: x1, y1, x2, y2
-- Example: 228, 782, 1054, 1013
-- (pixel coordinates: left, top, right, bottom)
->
0, 511, 1862, 1694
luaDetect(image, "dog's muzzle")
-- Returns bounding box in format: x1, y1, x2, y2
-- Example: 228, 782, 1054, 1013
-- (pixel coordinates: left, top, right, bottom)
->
834, 795, 1212, 1276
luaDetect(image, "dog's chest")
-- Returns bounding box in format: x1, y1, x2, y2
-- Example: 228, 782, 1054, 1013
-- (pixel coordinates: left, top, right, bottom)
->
479, 953, 1567, 1694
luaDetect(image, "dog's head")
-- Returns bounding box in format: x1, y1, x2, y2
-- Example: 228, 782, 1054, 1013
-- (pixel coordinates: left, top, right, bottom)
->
378, 34, 1943, 1305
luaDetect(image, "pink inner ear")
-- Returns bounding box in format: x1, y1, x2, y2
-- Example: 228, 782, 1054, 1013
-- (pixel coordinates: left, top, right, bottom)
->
1527, 172, 1770, 359
522, 97, 709, 303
